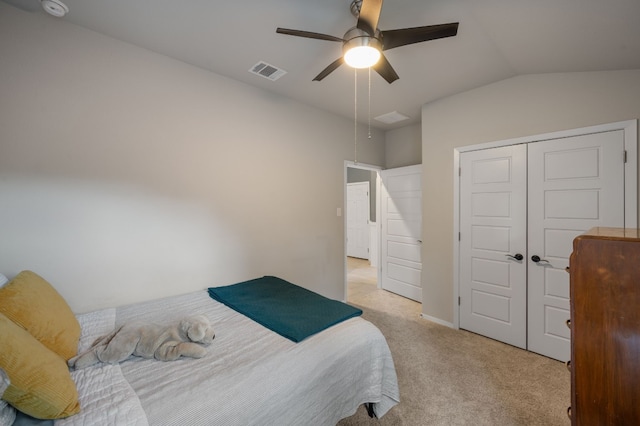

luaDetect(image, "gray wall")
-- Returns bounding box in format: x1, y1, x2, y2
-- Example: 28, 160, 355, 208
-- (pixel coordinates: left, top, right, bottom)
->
0, 3, 385, 312
385, 123, 422, 168
346, 168, 377, 222
421, 70, 640, 324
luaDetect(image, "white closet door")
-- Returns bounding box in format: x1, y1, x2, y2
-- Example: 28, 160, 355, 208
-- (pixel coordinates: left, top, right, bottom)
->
459, 144, 527, 349
527, 130, 625, 361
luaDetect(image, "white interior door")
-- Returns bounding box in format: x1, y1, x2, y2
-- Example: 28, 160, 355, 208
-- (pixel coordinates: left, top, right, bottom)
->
459, 145, 528, 349
527, 130, 626, 361
458, 126, 632, 361
346, 182, 370, 259
380, 165, 422, 302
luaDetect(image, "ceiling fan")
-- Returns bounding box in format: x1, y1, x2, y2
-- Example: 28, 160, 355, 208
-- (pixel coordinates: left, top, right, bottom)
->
276, 0, 459, 84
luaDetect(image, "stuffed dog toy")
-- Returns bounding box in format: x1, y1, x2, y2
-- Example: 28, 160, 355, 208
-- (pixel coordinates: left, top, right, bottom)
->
68, 315, 215, 369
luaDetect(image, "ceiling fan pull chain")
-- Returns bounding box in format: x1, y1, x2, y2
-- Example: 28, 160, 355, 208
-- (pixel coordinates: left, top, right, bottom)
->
368, 66, 372, 139
354, 68, 358, 164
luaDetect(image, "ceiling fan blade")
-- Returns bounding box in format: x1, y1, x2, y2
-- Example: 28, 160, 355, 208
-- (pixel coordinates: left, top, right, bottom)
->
313, 57, 345, 81
276, 28, 344, 43
356, 0, 383, 36
381, 22, 459, 51
373, 53, 399, 84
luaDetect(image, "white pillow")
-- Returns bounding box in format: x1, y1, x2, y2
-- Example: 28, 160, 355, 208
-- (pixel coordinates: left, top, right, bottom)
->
0, 368, 16, 426
0, 274, 8, 288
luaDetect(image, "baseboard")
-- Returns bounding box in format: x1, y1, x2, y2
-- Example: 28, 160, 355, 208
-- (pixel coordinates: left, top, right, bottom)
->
420, 313, 455, 329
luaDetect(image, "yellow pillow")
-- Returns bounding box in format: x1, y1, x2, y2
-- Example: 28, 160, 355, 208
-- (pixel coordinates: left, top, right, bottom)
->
0, 271, 80, 360
0, 313, 80, 419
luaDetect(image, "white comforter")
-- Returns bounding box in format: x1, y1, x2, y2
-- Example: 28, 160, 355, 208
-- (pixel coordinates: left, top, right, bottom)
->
58, 290, 399, 426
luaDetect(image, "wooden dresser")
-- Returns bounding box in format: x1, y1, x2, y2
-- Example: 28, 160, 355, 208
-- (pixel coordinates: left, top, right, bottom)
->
568, 227, 640, 425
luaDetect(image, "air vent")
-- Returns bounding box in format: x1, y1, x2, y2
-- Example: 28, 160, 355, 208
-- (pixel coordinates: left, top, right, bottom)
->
249, 62, 287, 81
374, 111, 410, 124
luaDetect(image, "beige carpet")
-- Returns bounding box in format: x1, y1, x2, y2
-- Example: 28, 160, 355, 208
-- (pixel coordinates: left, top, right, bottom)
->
338, 257, 570, 426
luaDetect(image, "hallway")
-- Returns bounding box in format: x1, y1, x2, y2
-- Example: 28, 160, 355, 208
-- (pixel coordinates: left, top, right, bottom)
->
346, 256, 422, 318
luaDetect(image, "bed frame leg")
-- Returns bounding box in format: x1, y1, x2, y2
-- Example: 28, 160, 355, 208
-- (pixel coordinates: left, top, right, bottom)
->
364, 403, 376, 418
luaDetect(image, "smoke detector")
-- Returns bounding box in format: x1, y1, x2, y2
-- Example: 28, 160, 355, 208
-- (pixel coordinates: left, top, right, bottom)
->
41, 0, 69, 17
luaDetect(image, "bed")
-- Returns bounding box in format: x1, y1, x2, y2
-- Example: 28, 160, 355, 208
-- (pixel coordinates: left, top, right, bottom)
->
1, 272, 399, 426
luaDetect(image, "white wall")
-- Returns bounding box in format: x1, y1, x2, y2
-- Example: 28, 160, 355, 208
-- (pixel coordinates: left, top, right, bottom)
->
0, 3, 385, 313
421, 70, 640, 324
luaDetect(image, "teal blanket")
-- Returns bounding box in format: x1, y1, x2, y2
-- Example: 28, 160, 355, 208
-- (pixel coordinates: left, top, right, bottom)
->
208, 276, 362, 343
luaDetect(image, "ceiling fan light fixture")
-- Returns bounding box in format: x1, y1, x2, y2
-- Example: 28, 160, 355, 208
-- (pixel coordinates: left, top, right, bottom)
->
344, 45, 380, 68
276, 0, 459, 82
342, 28, 382, 69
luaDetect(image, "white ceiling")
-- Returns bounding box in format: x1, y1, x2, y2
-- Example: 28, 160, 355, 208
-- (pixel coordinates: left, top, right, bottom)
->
4, 0, 640, 129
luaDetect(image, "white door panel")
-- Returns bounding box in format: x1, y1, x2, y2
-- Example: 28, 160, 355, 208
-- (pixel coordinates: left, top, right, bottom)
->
459, 144, 527, 349
346, 182, 370, 259
388, 240, 421, 262
386, 172, 421, 192
527, 130, 625, 361
381, 165, 422, 302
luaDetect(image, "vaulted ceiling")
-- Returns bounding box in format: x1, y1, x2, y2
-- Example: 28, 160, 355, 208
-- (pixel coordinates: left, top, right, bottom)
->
4, 0, 640, 129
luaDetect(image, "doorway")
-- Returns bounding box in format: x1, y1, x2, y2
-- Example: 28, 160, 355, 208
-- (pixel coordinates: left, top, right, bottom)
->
344, 162, 425, 305
344, 162, 381, 302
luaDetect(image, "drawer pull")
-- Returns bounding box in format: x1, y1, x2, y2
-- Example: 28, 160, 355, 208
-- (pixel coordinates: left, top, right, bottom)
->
565, 266, 570, 273
566, 319, 571, 329
565, 360, 571, 372
567, 406, 572, 419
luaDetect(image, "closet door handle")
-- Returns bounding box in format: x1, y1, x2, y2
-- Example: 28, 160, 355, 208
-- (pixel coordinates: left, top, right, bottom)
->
531, 255, 549, 263
505, 253, 523, 261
